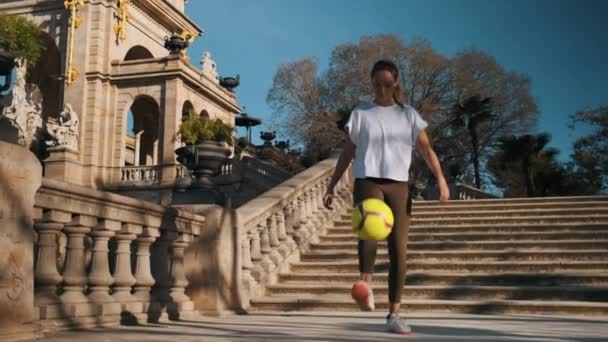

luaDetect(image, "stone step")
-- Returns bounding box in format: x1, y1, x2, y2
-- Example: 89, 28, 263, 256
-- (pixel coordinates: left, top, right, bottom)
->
278, 272, 608, 286
249, 297, 608, 315
321, 231, 608, 243
342, 208, 608, 220
309, 239, 608, 251
334, 215, 608, 226
263, 284, 608, 302
410, 196, 608, 206
327, 222, 608, 235
289, 261, 608, 273
300, 249, 608, 262
344, 200, 608, 213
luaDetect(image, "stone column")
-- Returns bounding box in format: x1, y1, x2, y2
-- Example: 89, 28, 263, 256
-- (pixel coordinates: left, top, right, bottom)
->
60, 215, 96, 305
160, 76, 180, 186
258, 223, 275, 273
151, 230, 174, 306
0, 141, 42, 341
112, 223, 142, 314
274, 211, 292, 259
88, 219, 120, 304
133, 227, 160, 311
134, 130, 144, 166
266, 215, 283, 267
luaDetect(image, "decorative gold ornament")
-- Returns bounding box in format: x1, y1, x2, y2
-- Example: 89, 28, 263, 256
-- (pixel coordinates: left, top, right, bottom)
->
64, 0, 85, 86
113, 0, 131, 42
179, 30, 196, 62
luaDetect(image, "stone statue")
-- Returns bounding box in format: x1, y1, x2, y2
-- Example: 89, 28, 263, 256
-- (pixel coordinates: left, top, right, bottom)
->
46, 103, 79, 150
200, 51, 219, 83
0, 58, 43, 148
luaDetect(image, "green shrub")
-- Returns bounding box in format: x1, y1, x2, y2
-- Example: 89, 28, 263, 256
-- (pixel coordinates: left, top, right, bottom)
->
178, 115, 234, 146
0, 14, 44, 65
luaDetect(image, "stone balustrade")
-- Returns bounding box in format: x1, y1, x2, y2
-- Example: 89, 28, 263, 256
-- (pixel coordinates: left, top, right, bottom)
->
120, 165, 162, 184
241, 156, 292, 182
235, 154, 352, 309
33, 178, 204, 331
454, 182, 499, 200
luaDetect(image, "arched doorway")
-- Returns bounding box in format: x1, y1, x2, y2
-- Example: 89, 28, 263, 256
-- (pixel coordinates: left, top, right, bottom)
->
124, 46, 154, 61
199, 109, 210, 119
181, 100, 195, 121
124, 96, 160, 166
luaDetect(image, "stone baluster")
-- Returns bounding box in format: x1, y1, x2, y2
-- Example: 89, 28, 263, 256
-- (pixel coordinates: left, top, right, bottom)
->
112, 224, 142, 312
60, 215, 96, 305
318, 180, 331, 221
240, 233, 256, 298
293, 195, 308, 243
305, 189, 316, 234
258, 222, 275, 273
133, 227, 160, 310
248, 228, 265, 286
151, 230, 174, 305
275, 211, 294, 258
266, 215, 283, 267
168, 233, 192, 305
34, 210, 71, 306
282, 202, 298, 250
88, 219, 120, 304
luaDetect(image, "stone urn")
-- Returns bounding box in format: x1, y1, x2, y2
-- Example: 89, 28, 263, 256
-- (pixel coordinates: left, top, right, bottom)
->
175, 141, 231, 187
164, 33, 189, 55
219, 74, 240, 92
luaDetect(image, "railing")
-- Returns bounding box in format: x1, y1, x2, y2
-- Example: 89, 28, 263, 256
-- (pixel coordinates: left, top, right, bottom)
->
120, 165, 162, 184
454, 182, 500, 200
176, 164, 192, 180
33, 178, 204, 328
235, 154, 353, 308
241, 156, 292, 182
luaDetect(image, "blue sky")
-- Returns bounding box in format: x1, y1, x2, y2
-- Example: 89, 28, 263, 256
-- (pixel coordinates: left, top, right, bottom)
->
186, 0, 607, 161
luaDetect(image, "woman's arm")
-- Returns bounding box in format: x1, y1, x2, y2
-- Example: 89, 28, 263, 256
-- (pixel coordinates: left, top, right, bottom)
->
323, 138, 355, 209
416, 130, 450, 202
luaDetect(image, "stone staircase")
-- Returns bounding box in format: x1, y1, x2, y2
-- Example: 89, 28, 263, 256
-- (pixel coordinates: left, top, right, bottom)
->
250, 196, 608, 315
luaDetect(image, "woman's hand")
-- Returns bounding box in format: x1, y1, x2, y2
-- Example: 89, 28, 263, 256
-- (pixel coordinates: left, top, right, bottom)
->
438, 178, 450, 202
323, 188, 335, 210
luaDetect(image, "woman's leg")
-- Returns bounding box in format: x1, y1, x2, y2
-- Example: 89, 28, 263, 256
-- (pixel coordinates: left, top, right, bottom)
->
353, 178, 384, 282
382, 182, 411, 315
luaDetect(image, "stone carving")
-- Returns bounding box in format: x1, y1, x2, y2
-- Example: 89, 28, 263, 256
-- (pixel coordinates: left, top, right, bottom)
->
200, 51, 219, 83
46, 103, 79, 150
0, 58, 43, 148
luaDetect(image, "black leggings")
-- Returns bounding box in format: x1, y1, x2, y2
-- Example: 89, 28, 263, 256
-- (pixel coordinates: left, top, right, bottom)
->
354, 177, 411, 303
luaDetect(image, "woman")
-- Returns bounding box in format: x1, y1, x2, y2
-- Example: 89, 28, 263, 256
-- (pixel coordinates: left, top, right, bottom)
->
323, 59, 450, 335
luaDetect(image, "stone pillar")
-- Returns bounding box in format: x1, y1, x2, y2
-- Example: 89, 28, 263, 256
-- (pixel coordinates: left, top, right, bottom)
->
60, 215, 96, 305
112, 223, 142, 314
274, 211, 293, 259
44, 146, 83, 186
0, 141, 42, 341
160, 77, 180, 186
87, 219, 120, 306
134, 130, 144, 167
240, 233, 255, 301
133, 227, 160, 312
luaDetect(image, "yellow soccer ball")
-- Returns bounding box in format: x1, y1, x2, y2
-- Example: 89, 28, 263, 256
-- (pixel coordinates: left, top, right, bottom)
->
352, 198, 394, 240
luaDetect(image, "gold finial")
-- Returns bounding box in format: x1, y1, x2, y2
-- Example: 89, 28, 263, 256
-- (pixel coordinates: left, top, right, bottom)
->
113, 0, 131, 43
64, 0, 85, 86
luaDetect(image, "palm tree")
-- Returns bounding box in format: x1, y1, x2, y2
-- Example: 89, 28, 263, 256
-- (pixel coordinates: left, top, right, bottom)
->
497, 133, 555, 197
452, 95, 493, 189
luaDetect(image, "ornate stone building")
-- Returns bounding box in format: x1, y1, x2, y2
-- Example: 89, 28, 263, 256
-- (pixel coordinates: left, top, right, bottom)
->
0, 0, 240, 189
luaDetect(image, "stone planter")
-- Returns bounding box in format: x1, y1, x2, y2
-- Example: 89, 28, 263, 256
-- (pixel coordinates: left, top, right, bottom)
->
175, 141, 231, 187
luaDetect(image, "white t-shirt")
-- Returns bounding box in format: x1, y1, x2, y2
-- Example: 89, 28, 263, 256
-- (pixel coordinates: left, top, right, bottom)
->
345, 102, 428, 182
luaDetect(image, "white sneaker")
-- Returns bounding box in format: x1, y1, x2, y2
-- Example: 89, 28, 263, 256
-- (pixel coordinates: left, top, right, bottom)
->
386, 314, 412, 335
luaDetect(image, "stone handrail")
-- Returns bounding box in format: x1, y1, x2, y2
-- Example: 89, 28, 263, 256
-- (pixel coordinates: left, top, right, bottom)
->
235, 154, 352, 309
33, 178, 205, 329
120, 165, 162, 184
241, 156, 292, 182
455, 182, 500, 200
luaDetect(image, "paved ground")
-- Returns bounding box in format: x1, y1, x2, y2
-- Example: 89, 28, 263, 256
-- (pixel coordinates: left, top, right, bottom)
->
35, 312, 608, 342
